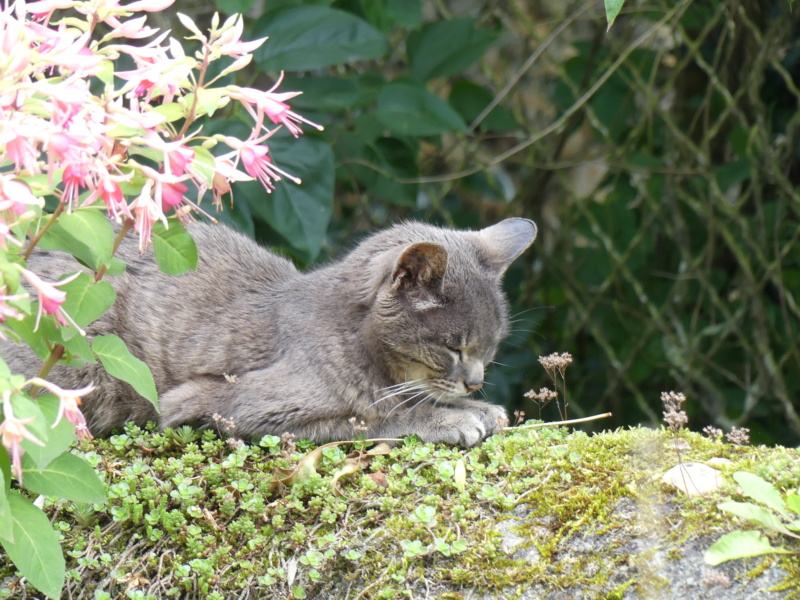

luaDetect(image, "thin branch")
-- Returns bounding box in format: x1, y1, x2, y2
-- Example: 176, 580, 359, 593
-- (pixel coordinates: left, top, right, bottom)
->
503, 412, 612, 431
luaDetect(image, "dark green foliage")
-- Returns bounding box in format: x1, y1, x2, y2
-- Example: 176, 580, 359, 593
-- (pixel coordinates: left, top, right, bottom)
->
165, 0, 798, 445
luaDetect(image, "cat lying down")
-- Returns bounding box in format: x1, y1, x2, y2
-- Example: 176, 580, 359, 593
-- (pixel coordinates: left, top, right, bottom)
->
4, 218, 537, 446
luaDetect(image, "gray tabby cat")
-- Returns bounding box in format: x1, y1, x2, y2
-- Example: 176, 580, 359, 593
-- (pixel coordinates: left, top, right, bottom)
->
3, 218, 536, 446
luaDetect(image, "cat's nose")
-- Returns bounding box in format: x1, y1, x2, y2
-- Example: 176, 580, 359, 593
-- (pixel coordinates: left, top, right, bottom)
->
465, 380, 483, 393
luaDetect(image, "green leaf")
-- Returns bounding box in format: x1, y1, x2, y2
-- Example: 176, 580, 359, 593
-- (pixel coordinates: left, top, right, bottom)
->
0, 445, 11, 492
10, 394, 50, 469
280, 76, 360, 111
407, 18, 496, 81
59, 273, 115, 341
19, 395, 75, 469
187, 87, 230, 118
253, 6, 388, 71
0, 475, 11, 541
4, 317, 50, 360
244, 135, 334, 261
153, 103, 185, 122
386, 0, 421, 28
733, 472, 790, 518
0, 490, 65, 599
714, 159, 752, 192
22, 452, 105, 504
38, 224, 94, 272
704, 530, 790, 566
95, 59, 115, 87
717, 501, 794, 537
787, 494, 800, 517
214, 0, 259, 13
54, 211, 115, 270
605, 0, 625, 29
448, 79, 518, 132
37, 210, 116, 273
152, 221, 198, 275
92, 335, 158, 409
335, 133, 418, 206
376, 81, 467, 137
190, 146, 216, 187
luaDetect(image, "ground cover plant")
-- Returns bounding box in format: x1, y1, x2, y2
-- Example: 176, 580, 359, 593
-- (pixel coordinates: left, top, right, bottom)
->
1, 420, 799, 599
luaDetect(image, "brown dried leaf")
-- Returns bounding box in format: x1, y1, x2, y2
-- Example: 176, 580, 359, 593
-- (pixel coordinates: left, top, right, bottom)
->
367, 442, 393, 456
369, 471, 389, 488
331, 459, 363, 496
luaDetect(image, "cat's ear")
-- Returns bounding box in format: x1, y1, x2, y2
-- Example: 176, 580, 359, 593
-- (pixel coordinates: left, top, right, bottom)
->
391, 242, 448, 292
477, 218, 537, 276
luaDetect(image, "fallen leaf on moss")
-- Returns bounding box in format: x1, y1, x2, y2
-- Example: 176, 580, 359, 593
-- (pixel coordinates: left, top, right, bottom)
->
331, 459, 363, 496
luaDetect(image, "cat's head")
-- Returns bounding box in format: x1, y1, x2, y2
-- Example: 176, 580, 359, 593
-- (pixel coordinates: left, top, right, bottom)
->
364, 218, 537, 406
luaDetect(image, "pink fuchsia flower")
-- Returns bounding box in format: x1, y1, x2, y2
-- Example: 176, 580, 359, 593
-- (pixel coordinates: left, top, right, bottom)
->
34, 28, 105, 76
227, 84, 323, 138
103, 15, 159, 40
160, 178, 188, 211
128, 179, 166, 252
0, 293, 27, 323
47, 131, 83, 164
123, 0, 175, 12
104, 96, 165, 131
214, 14, 266, 58
0, 176, 44, 215
61, 162, 93, 210
135, 164, 192, 212
82, 173, 133, 220
0, 220, 24, 251
4, 134, 41, 175
0, 9, 31, 77
20, 268, 83, 332
115, 37, 196, 103
26, 379, 94, 441
209, 157, 252, 209
239, 144, 300, 191
166, 145, 195, 176
24, 0, 74, 23
0, 391, 45, 483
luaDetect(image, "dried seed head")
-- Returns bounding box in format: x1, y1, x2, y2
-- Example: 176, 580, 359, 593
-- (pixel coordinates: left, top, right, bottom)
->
661, 391, 688, 432
726, 426, 750, 446
538, 352, 573, 373
524, 387, 558, 403
348, 416, 369, 433
702, 425, 723, 440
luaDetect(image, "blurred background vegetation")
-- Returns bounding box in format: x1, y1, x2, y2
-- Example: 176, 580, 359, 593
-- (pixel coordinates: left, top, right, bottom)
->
168, 0, 799, 446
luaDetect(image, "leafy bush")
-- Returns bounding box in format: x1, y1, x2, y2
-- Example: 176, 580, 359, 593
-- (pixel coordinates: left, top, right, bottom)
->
0, 2, 318, 595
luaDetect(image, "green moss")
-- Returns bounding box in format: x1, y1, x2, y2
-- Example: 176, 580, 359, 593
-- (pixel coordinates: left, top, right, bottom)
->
1, 424, 798, 599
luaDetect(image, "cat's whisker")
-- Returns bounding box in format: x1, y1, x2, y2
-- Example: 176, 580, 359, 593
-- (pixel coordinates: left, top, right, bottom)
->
383, 388, 433, 420
371, 382, 431, 407
510, 306, 551, 319
377, 380, 427, 394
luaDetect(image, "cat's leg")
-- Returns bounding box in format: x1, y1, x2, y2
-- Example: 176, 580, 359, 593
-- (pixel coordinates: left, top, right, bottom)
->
442, 398, 509, 435
370, 401, 508, 447
157, 377, 227, 430
156, 371, 369, 442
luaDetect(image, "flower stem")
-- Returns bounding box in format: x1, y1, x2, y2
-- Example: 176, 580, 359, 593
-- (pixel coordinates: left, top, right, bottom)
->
94, 219, 133, 282
30, 344, 66, 395
23, 202, 65, 261
503, 412, 612, 431
177, 46, 211, 139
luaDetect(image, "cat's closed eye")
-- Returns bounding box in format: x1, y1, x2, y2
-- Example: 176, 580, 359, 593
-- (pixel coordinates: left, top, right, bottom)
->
446, 346, 463, 362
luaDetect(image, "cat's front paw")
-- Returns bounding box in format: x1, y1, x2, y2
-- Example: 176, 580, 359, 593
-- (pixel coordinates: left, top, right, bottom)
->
414, 402, 508, 447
